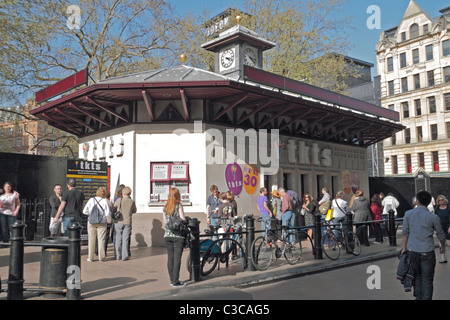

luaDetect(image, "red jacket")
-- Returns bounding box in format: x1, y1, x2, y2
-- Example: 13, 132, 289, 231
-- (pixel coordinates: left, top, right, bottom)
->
370, 202, 382, 221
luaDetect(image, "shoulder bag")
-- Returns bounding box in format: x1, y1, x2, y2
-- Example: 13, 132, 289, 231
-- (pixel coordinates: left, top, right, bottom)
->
166, 204, 189, 237
113, 198, 123, 221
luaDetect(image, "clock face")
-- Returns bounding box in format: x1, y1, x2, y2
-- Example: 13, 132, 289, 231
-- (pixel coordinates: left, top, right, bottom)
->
244, 47, 257, 67
221, 49, 235, 68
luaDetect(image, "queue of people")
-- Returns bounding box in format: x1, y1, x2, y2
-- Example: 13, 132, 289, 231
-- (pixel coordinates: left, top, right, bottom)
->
49, 180, 136, 262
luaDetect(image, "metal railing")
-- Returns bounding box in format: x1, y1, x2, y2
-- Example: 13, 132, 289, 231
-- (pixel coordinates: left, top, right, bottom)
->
187, 209, 402, 282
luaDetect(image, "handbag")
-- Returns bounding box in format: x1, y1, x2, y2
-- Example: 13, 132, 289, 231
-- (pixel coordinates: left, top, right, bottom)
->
88, 197, 104, 224
113, 198, 123, 221
319, 201, 330, 215
166, 204, 189, 237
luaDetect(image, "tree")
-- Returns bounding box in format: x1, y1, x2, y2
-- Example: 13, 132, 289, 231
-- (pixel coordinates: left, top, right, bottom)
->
0, 0, 189, 105
181, 0, 360, 94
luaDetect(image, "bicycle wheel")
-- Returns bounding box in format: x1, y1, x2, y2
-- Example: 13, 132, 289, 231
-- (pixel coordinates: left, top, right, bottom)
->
284, 232, 302, 265
346, 231, 361, 256
251, 236, 274, 271
321, 231, 340, 260
201, 240, 220, 276
223, 238, 248, 272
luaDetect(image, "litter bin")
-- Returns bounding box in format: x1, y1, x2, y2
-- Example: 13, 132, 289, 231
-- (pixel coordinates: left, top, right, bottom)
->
39, 237, 69, 296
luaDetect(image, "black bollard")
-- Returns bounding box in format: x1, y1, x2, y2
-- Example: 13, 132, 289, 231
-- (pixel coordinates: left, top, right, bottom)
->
388, 209, 397, 246
188, 218, 201, 282
313, 213, 323, 259
66, 222, 82, 300
245, 215, 255, 271
7, 220, 26, 300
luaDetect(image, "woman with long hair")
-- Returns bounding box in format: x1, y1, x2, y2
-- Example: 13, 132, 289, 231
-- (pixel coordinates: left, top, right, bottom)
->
163, 188, 187, 288
302, 193, 316, 239
0, 182, 20, 243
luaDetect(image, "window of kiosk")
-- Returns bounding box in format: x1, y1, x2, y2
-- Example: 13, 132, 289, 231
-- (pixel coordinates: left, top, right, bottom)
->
149, 162, 190, 204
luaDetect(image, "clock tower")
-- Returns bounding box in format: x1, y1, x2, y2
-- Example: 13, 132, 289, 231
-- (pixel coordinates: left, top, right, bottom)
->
201, 16, 276, 79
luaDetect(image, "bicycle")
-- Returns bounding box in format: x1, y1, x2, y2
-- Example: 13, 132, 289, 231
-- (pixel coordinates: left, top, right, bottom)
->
250, 217, 302, 271
321, 218, 361, 260
186, 216, 247, 277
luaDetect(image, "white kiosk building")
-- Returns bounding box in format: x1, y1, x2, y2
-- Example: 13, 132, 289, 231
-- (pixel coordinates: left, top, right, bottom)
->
31, 23, 403, 246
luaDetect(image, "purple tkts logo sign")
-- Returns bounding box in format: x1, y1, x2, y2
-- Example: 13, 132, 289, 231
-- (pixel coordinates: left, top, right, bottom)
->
225, 163, 243, 195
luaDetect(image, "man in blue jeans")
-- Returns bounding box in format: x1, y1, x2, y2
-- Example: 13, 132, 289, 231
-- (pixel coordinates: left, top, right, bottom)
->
402, 190, 446, 300
53, 179, 85, 236
257, 188, 272, 236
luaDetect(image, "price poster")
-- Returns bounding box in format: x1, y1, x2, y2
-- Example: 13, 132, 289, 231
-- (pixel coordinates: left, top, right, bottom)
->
151, 164, 169, 180
243, 164, 259, 195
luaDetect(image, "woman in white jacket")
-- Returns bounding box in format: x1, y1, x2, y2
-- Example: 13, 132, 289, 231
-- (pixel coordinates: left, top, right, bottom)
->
83, 187, 112, 262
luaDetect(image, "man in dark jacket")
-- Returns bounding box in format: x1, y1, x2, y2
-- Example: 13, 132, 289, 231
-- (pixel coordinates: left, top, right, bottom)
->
401, 190, 445, 300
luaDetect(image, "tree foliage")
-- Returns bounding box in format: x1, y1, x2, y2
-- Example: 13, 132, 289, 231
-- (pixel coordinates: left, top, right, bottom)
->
0, 0, 188, 105
182, 0, 360, 93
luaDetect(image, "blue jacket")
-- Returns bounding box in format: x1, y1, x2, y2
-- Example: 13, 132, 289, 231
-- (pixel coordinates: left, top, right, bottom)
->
396, 251, 419, 292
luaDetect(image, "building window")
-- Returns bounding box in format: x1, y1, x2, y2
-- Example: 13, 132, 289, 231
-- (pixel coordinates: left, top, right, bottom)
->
414, 74, 420, 90
400, 52, 407, 68
8, 128, 13, 135
415, 99, 421, 116
423, 24, 429, 34
401, 32, 406, 42
401, 77, 408, 93
443, 39, 450, 56
387, 57, 393, 72
392, 155, 398, 174
428, 70, 435, 86
418, 153, 425, 169
432, 151, 439, 172
417, 126, 423, 143
444, 66, 450, 83
428, 96, 436, 113
445, 93, 450, 111
431, 124, 438, 140
402, 102, 409, 118
406, 154, 412, 174
426, 44, 433, 61
405, 128, 411, 144
447, 122, 450, 138
412, 49, 420, 64
388, 104, 395, 111
391, 133, 396, 146
410, 24, 419, 39
17, 139, 21, 147
388, 80, 395, 96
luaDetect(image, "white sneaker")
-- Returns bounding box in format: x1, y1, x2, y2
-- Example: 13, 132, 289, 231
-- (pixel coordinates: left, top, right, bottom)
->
170, 281, 186, 288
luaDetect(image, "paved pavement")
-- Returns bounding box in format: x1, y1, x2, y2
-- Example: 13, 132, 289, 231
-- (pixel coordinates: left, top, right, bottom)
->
0, 231, 408, 300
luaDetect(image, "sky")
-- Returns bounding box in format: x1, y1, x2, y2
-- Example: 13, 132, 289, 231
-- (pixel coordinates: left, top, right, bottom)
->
171, 0, 447, 78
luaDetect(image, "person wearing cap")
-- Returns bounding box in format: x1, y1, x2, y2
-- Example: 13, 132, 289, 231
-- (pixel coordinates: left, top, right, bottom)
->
271, 190, 282, 221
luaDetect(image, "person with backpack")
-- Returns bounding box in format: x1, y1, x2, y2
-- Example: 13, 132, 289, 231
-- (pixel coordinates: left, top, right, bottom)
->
163, 188, 187, 288
83, 187, 112, 262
